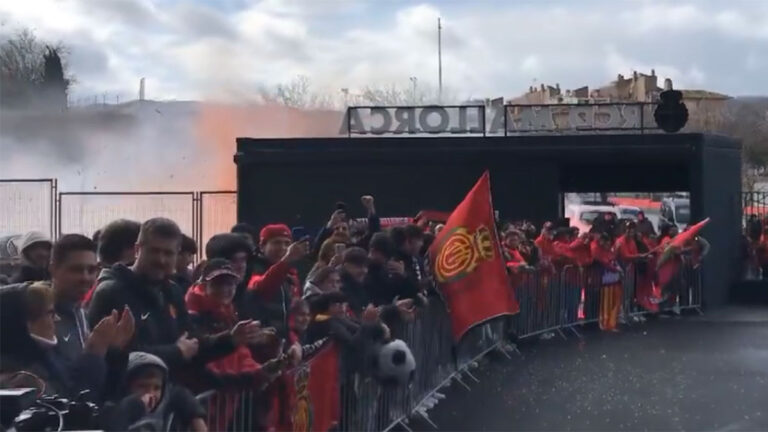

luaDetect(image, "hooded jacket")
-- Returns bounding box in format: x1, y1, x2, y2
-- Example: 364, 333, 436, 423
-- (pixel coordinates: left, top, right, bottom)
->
0, 284, 106, 400
87, 263, 236, 370
10, 232, 52, 284
102, 351, 206, 431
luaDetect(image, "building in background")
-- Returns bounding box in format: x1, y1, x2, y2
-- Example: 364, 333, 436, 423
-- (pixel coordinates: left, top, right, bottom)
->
508, 70, 730, 129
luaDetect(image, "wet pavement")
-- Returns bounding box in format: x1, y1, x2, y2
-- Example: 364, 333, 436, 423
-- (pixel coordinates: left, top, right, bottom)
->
414, 308, 768, 431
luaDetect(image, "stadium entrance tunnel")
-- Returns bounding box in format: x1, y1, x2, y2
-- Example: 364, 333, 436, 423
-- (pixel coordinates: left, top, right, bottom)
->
235, 132, 740, 307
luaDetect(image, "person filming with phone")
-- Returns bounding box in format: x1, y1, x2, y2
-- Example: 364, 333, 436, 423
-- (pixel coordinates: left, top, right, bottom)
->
244, 224, 308, 365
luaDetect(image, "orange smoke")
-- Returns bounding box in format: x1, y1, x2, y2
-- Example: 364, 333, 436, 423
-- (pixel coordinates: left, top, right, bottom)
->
194, 103, 344, 190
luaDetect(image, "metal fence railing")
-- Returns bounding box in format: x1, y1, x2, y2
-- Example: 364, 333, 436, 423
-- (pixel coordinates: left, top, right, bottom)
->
184, 260, 702, 432
197, 191, 237, 258
57, 192, 197, 242
0, 184, 239, 270
0, 179, 57, 239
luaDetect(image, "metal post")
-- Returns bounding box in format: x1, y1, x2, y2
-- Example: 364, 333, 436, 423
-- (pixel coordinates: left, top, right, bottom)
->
503, 106, 508, 137
481, 105, 486, 137
56, 192, 63, 241
347, 107, 352, 137
51, 179, 58, 239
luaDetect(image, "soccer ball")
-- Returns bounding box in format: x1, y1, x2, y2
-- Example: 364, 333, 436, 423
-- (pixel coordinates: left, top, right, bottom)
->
376, 339, 416, 386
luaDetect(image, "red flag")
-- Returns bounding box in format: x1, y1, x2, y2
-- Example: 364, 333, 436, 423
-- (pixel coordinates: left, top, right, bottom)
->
275, 344, 340, 432
429, 171, 516, 341
656, 218, 710, 290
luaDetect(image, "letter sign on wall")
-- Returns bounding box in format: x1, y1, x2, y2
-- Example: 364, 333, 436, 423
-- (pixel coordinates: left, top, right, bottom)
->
340, 103, 656, 136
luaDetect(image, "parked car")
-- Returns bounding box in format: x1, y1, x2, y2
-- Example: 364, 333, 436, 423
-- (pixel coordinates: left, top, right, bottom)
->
565, 204, 621, 234
659, 197, 690, 230
617, 205, 642, 221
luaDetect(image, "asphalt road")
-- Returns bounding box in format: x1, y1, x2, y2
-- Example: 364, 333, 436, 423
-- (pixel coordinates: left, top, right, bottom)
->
412, 307, 768, 432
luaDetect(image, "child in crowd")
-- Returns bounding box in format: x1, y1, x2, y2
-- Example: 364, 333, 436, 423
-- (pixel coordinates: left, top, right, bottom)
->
105, 351, 207, 431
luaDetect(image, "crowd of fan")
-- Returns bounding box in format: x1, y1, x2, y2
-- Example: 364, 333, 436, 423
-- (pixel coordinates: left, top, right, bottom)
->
0, 198, 708, 430
0, 196, 432, 431
501, 210, 687, 270
499, 210, 708, 332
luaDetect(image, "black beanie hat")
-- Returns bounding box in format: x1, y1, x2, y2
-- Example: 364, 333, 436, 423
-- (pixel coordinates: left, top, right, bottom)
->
205, 233, 253, 261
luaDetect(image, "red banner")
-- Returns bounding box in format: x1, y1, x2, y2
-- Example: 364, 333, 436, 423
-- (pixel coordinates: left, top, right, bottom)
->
273, 344, 340, 432
429, 171, 516, 341
657, 218, 709, 290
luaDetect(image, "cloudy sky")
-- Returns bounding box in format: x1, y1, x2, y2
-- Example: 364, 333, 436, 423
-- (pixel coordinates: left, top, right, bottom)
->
1, 0, 767, 102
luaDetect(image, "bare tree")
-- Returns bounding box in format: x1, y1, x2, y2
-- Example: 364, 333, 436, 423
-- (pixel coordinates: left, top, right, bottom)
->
682, 97, 768, 191
0, 28, 72, 109
270, 75, 334, 109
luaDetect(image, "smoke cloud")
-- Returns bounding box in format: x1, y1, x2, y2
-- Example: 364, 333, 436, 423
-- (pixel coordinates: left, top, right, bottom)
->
0, 101, 344, 192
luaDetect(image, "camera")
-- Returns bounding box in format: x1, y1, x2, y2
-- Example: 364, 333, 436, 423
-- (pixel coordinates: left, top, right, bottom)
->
6, 390, 100, 431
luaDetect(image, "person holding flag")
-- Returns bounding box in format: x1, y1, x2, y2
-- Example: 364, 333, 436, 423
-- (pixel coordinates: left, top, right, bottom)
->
655, 218, 710, 314
428, 171, 518, 341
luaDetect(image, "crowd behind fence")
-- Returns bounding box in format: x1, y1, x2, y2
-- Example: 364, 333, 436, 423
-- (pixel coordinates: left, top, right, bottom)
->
189, 260, 702, 432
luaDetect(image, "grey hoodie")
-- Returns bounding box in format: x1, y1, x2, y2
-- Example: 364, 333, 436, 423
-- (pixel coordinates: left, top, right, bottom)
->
104, 352, 205, 431
18, 231, 51, 256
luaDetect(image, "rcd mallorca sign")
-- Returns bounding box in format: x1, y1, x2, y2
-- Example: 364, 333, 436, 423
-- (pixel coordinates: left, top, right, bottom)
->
340, 103, 656, 135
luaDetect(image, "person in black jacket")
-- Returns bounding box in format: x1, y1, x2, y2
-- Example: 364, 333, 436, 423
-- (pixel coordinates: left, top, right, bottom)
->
50, 234, 134, 402
172, 234, 197, 295
0, 282, 110, 400
339, 247, 371, 317
390, 224, 427, 292
87, 218, 260, 374
364, 232, 419, 306
81, 219, 141, 309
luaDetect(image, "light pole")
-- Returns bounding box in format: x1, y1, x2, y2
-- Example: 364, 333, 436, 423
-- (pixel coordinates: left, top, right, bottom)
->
409, 77, 418, 104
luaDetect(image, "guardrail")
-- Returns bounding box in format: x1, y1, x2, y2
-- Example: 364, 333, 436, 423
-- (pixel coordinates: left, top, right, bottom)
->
185, 259, 702, 432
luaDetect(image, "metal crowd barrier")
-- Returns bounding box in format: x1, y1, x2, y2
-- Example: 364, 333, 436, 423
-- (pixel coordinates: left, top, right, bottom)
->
183, 260, 702, 432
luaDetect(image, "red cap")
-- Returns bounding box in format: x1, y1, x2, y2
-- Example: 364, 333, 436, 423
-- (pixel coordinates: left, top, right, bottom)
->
260, 224, 291, 244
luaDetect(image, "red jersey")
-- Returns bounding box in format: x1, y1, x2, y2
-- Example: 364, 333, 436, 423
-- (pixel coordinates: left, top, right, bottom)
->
615, 234, 640, 263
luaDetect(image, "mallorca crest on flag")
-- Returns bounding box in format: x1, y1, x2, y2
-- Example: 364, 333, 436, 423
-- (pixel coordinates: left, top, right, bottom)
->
429, 171, 517, 341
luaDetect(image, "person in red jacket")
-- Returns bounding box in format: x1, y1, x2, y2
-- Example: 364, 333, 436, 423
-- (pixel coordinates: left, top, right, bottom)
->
534, 222, 557, 261
615, 222, 643, 264
616, 222, 658, 315
244, 224, 307, 364
591, 233, 623, 332
186, 259, 287, 431
503, 230, 530, 272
